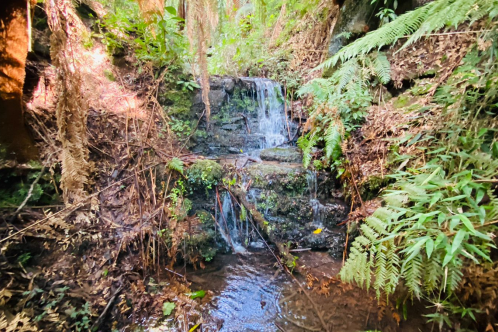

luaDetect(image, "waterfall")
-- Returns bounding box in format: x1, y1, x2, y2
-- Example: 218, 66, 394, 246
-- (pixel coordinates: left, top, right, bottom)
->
245, 78, 288, 150
216, 192, 247, 253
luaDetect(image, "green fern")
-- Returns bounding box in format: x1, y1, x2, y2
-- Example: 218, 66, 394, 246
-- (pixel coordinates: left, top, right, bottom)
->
318, 0, 496, 69
373, 52, 391, 85
324, 123, 342, 161
168, 157, 184, 174
298, 133, 319, 168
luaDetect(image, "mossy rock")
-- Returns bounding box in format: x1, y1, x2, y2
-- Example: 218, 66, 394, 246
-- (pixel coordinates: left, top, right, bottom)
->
393, 95, 410, 108
259, 147, 302, 163
244, 163, 307, 195
187, 160, 223, 189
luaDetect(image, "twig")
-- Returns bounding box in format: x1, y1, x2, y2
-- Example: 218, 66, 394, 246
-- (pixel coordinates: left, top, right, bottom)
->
90, 285, 124, 331
164, 267, 185, 279
180, 108, 206, 151
0, 162, 166, 243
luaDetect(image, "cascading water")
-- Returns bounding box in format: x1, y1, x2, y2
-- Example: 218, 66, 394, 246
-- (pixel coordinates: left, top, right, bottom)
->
216, 78, 291, 252
216, 192, 247, 253
249, 78, 288, 149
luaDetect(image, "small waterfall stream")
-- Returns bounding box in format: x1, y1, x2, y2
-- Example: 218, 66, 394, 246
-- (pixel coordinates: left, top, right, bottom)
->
214, 78, 293, 252
251, 78, 288, 149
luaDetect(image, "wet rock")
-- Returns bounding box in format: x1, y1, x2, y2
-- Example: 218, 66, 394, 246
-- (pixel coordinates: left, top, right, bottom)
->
189, 76, 295, 156
222, 78, 236, 93
208, 90, 227, 108
221, 124, 239, 131
259, 147, 302, 163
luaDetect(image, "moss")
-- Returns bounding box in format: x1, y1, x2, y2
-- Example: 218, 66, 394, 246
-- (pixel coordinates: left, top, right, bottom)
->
164, 90, 194, 121
410, 84, 433, 96
103, 69, 115, 81
360, 175, 389, 201
186, 232, 217, 262
187, 160, 223, 190
393, 95, 410, 108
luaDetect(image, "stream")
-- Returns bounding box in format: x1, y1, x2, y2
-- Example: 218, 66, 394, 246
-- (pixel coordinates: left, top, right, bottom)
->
155, 78, 420, 331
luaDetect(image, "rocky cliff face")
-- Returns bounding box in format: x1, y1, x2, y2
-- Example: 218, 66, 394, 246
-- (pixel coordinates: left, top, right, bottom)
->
189, 76, 296, 156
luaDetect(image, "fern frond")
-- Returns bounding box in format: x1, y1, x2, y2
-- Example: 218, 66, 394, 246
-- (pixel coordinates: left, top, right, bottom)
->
446, 259, 464, 293
374, 244, 388, 298
168, 157, 184, 174
361, 223, 379, 243
373, 52, 391, 84
324, 123, 342, 161
298, 133, 319, 168
423, 252, 442, 293
317, 0, 496, 70
403, 254, 423, 298
365, 216, 387, 235
385, 239, 400, 295
373, 207, 394, 222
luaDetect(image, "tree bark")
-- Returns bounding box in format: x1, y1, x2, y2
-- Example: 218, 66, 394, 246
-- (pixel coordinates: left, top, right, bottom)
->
0, 0, 39, 163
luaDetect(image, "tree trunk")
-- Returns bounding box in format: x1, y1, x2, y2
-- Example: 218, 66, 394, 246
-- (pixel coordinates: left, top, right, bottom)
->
0, 0, 39, 163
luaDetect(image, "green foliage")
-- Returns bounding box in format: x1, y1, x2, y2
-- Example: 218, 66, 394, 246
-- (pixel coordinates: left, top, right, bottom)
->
324, 123, 342, 161
297, 133, 319, 168
320, 0, 497, 70
69, 302, 92, 332
0, 170, 61, 208
297, 52, 390, 167
186, 160, 223, 191
162, 301, 175, 316
168, 157, 184, 174
96, 0, 189, 68
341, 31, 498, 317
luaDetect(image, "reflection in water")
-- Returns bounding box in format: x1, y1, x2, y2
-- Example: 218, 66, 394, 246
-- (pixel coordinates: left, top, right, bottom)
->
190, 249, 353, 332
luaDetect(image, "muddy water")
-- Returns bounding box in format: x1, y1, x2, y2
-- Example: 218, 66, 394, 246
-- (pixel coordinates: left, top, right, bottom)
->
182, 247, 389, 332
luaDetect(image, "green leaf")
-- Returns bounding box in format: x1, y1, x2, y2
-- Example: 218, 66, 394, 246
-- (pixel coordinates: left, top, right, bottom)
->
186, 290, 206, 299
403, 237, 428, 265
458, 214, 476, 234
464, 243, 492, 262
442, 249, 453, 267
429, 192, 442, 207
434, 232, 446, 248
425, 238, 434, 258
162, 302, 175, 316
451, 229, 466, 254
437, 212, 446, 225
165, 6, 177, 16
421, 167, 441, 185
442, 195, 468, 202
168, 158, 184, 174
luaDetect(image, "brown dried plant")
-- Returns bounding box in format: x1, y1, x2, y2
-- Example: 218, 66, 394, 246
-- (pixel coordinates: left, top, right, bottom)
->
186, 0, 219, 126
46, 0, 89, 204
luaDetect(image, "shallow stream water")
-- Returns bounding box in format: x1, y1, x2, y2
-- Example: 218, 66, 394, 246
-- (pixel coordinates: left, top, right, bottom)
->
179, 248, 389, 332
152, 78, 425, 332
